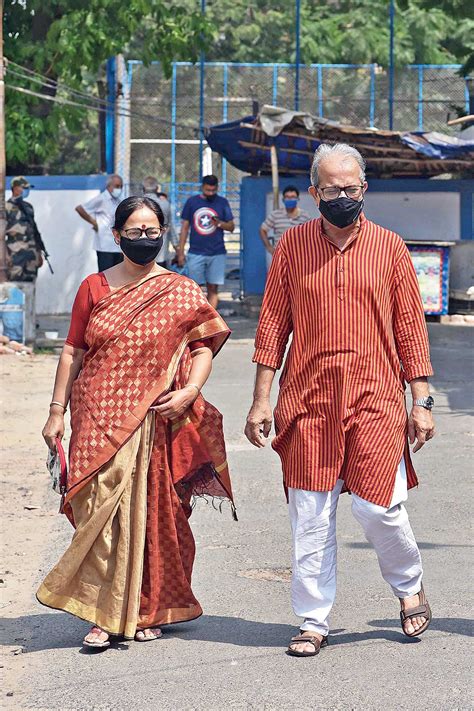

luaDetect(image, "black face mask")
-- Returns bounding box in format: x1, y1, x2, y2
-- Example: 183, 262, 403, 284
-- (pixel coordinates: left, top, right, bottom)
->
120, 236, 163, 265
204, 194, 217, 202
318, 196, 364, 229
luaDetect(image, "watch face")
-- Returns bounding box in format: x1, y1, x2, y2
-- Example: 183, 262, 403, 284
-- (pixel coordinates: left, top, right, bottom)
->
426, 396, 434, 408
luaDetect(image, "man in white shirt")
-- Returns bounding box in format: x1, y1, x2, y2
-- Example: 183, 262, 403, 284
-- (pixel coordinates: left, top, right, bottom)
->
75, 174, 124, 272
142, 175, 178, 267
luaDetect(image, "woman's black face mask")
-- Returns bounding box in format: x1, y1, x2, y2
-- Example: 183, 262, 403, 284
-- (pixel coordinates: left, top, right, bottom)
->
120, 235, 163, 265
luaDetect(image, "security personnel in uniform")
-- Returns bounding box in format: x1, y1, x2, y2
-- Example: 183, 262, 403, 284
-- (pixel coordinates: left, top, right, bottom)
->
5, 177, 44, 281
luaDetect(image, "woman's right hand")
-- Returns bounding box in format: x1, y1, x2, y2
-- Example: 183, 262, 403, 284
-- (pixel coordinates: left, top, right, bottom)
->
42, 412, 65, 451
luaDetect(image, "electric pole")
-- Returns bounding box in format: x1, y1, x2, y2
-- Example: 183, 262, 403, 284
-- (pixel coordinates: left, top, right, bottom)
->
0, 7, 7, 283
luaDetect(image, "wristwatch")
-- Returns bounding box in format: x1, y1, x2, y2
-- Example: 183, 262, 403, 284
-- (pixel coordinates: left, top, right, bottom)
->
413, 396, 434, 410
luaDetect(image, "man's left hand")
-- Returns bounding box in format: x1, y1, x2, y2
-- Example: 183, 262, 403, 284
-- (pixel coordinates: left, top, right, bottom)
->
408, 406, 435, 452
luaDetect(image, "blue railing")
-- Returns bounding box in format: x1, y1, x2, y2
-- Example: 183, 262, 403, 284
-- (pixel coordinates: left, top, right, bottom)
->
119, 61, 469, 215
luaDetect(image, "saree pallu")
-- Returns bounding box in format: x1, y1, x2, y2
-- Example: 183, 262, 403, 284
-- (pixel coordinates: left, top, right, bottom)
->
37, 272, 235, 637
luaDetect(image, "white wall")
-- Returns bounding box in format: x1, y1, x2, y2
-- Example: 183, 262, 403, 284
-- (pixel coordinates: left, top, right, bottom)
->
364, 192, 460, 241
15, 190, 100, 314
266, 190, 462, 242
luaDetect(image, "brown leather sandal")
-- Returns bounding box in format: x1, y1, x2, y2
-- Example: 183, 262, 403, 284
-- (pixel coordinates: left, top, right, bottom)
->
287, 633, 329, 657
400, 585, 432, 637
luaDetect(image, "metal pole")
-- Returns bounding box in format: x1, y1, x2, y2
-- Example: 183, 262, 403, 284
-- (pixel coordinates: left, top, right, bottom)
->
0, 21, 7, 283
295, 0, 301, 111
272, 64, 279, 106
388, 0, 395, 130
171, 62, 177, 219
199, 0, 206, 180
418, 65, 424, 131
105, 57, 116, 174
465, 76, 473, 115
369, 63, 376, 128
317, 65, 323, 118
222, 63, 228, 195
270, 145, 280, 210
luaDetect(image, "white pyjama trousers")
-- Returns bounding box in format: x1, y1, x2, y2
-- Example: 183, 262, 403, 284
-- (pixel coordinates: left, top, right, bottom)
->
288, 459, 423, 635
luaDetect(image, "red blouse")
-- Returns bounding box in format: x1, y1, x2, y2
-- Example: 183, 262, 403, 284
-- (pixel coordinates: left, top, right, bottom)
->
66, 273, 208, 352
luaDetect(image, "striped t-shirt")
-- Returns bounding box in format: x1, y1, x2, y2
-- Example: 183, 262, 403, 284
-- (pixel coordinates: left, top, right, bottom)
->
261, 208, 311, 244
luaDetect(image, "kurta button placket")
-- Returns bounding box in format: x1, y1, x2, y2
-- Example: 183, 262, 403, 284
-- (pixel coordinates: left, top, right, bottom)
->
337, 252, 345, 300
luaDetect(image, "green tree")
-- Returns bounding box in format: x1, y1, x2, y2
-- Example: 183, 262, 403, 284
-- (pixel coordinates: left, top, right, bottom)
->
5, 0, 472, 174
205, 0, 472, 69
4, 1, 214, 173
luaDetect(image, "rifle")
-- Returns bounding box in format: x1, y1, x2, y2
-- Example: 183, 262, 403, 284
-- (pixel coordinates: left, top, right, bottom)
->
16, 199, 54, 274
32, 222, 54, 274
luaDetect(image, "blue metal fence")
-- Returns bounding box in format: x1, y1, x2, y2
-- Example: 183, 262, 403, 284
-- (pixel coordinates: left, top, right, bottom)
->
121, 60, 469, 296
126, 61, 469, 206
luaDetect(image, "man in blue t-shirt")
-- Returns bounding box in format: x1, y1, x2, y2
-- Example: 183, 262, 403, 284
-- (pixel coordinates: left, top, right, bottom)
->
177, 174, 235, 308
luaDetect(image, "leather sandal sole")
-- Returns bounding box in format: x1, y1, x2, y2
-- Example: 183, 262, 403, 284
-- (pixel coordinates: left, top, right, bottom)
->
287, 634, 328, 657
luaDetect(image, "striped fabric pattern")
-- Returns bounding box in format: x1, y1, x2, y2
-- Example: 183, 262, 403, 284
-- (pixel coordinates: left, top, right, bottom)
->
253, 215, 433, 507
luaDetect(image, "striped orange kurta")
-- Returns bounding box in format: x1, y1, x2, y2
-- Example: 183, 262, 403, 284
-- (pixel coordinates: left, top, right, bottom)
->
253, 215, 433, 507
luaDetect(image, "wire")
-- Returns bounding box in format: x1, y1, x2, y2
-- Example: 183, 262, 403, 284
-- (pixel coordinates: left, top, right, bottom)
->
6, 83, 143, 121
6, 81, 203, 132
7, 66, 113, 109
8, 60, 120, 112
6, 59, 204, 131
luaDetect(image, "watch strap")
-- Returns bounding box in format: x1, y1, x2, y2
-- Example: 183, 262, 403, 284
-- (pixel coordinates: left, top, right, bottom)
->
413, 397, 433, 409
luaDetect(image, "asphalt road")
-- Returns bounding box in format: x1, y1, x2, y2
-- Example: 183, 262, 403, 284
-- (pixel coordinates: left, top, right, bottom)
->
2, 323, 473, 710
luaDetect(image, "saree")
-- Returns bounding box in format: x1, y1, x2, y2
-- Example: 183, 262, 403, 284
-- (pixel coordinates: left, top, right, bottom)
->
37, 272, 235, 638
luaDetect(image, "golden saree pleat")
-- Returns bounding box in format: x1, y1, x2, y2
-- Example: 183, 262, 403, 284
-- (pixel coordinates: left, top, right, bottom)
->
37, 413, 204, 637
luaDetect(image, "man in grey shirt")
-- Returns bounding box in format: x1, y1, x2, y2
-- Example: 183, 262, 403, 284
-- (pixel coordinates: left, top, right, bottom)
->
260, 185, 311, 270
142, 176, 178, 267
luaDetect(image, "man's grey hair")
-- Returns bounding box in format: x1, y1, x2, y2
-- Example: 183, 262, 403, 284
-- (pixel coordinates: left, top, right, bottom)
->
106, 173, 123, 187
310, 143, 366, 186
142, 175, 160, 193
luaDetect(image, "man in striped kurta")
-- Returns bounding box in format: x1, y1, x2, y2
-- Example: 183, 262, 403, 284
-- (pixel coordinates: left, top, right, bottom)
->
245, 143, 435, 657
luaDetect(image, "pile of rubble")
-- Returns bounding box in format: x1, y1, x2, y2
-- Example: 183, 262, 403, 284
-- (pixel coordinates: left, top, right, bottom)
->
0, 335, 33, 355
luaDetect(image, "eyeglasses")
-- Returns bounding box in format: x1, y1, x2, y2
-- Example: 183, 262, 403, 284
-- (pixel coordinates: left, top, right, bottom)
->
120, 227, 164, 241
318, 185, 365, 201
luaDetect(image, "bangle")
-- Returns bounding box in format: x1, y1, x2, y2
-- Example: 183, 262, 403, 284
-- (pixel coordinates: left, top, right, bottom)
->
50, 401, 67, 412
186, 384, 200, 395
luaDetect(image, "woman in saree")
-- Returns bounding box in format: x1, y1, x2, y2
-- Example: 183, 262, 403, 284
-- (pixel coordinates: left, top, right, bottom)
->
39, 196, 235, 648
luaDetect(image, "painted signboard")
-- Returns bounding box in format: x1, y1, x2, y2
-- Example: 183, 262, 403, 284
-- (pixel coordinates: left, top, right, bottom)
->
407, 245, 450, 316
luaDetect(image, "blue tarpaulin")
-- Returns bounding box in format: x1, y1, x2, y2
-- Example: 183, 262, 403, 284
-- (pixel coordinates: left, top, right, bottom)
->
206, 106, 474, 178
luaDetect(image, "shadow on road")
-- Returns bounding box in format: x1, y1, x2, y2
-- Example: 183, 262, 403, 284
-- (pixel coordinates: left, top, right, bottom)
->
368, 617, 474, 637
2, 612, 472, 655
346, 541, 473, 550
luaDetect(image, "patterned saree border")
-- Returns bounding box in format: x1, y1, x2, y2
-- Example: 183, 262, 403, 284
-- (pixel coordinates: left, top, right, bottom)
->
36, 583, 128, 636
37, 584, 203, 638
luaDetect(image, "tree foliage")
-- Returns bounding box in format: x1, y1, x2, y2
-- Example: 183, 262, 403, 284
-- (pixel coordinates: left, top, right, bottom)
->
5, 0, 472, 173
4, 0, 213, 172
206, 0, 473, 69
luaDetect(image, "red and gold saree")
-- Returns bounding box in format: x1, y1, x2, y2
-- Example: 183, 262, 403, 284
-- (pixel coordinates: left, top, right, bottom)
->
37, 272, 235, 638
